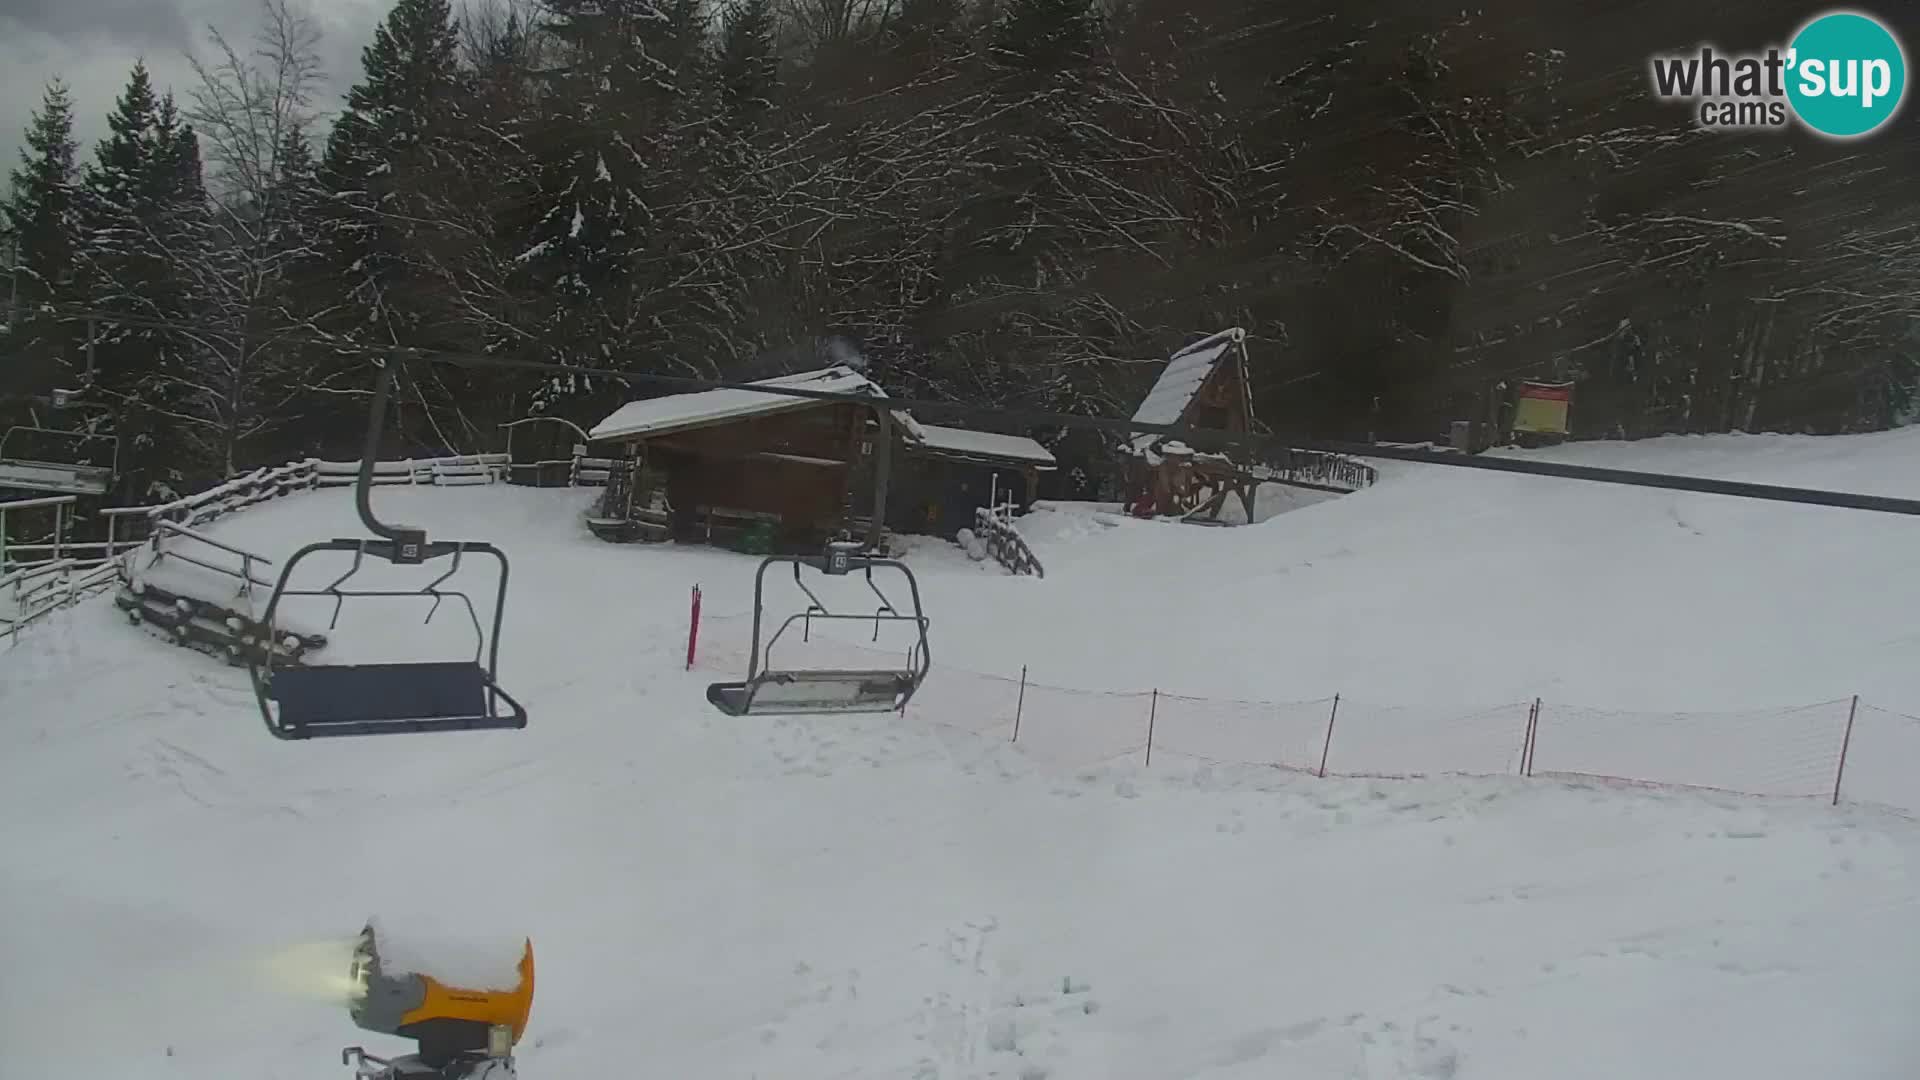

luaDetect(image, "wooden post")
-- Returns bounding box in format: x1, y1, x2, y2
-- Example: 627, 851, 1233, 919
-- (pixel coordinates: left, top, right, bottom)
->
1831, 695, 1859, 806
1317, 694, 1340, 778
1012, 665, 1028, 743
1145, 689, 1159, 767
1524, 698, 1542, 777
870, 406, 892, 552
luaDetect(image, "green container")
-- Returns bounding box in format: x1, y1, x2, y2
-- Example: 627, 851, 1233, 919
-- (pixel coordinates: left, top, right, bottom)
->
738, 521, 776, 555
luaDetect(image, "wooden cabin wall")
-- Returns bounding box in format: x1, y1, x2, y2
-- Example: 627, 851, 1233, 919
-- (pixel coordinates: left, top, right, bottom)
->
651, 404, 861, 462
1188, 360, 1252, 436
666, 455, 848, 526
641, 402, 866, 532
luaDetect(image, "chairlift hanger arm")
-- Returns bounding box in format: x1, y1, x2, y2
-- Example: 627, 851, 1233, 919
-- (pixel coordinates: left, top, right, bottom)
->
355, 363, 427, 554
247, 538, 520, 740
710, 552, 932, 717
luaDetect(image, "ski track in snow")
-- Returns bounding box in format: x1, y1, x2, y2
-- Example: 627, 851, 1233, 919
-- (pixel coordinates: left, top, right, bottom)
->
2, 429, 1920, 1079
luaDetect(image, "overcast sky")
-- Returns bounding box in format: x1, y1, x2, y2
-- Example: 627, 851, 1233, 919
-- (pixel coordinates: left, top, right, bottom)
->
0, 0, 390, 177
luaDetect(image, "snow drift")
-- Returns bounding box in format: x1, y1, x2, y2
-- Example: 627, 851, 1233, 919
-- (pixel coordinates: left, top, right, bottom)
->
2, 427, 1918, 1080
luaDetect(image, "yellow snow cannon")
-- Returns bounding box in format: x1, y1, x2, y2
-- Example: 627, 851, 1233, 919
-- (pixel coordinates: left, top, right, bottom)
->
340, 921, 535, 1080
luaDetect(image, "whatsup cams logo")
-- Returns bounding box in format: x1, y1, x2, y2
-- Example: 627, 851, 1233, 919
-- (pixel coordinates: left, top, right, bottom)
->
1649, 10, 1907, 138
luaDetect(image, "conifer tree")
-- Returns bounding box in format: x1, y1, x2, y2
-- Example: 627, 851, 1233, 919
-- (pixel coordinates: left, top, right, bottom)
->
74, 64, 211, 494
716, 0, 778, 127
316, 0, 464, 349
1, 80, 83, 402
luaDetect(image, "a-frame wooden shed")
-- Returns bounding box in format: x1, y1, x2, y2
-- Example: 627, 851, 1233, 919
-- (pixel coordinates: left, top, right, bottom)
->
1123, 327, 1263, 522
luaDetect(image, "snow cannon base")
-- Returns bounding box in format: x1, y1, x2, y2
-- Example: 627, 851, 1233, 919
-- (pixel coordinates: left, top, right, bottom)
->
345, 921, 534, 1080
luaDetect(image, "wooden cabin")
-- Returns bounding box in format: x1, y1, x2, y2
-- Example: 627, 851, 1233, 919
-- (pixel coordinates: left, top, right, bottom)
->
887, 424, 1056, 539
1124, 327, 1261, 521
584, 367, 1056, 553
585, 366, 890, 552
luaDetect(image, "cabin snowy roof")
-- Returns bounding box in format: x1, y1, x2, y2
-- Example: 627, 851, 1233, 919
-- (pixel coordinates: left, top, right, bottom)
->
912, 424, 1056, 466
589, 366, 1053, 464
588, 366, 906, 442
1127, 328, 1245, 454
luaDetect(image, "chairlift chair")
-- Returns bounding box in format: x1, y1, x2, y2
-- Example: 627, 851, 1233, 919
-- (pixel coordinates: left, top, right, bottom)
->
246, 363, 528, 740
706, 540, 932, 717
0, 425, 118, 497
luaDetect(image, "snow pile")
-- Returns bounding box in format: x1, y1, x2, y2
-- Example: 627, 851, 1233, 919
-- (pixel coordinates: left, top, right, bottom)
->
0, 430, 1917, 1080
368, 915, 528, 991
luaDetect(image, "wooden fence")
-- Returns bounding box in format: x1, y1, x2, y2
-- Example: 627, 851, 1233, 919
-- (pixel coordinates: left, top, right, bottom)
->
1, 453, 510, 646
972, 505, 1045, 578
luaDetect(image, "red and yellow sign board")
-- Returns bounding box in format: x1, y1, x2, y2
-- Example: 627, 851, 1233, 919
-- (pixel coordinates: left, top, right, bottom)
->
1512, 381, 1572, 435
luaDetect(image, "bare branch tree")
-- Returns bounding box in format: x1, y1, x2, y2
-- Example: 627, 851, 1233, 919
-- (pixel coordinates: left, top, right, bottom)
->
170, 0, 341, 475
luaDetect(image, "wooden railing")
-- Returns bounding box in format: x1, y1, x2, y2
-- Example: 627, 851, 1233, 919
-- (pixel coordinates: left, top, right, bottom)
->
2, 452, 510, 649
972, 505, 1045, 578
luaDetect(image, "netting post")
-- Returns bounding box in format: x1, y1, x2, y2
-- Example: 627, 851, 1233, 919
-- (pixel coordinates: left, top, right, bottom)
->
1524, 698, 1541, 776
1831, 694, 1858, 806
685, 584, 702, 671
1318, 694, 1340, 779
1517, 700, 1535, 775
1145, 689, 1159, 767
1011, 665, 1027, 743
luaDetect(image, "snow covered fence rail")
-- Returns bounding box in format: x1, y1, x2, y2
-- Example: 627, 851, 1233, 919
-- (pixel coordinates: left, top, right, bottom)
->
688, 617, 1916, 813
1, 558, 119, 647
972, 506, 1044, 577
311, 453, 509, 489
3, 454, 510, 656
91, 453, 514, 550
1250, 448, 1378, 493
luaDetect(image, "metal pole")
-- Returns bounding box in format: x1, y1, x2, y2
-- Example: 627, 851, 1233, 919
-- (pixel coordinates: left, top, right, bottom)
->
1831, 695, 1859, 807
1317, 694, 1340, 779
1012, 664, 1027, 743
1519, 699, 1539, 776
1525, 698, 1542, 777
686, 584, 701, 671
1145, 689, 1159, 767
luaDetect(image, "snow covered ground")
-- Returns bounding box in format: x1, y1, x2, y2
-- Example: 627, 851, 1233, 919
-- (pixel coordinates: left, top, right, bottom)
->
2, 428, 1919, 1079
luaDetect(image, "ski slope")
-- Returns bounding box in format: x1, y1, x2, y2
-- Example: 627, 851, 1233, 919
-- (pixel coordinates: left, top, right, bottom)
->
3, 429, 1919, 1080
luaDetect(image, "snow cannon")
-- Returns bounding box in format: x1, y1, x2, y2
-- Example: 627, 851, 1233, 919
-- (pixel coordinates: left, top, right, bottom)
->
341, 921, 535, 1080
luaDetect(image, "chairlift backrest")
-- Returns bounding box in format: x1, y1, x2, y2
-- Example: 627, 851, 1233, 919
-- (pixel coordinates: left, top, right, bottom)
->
705, 550, 931, 718
248, 538, 525, 740
245, 361, 528, 740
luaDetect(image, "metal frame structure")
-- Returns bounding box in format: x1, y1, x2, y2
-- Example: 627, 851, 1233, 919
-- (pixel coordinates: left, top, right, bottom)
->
0, 425, 118, 496
246, 363, 528, 740
706, 541, 933, 716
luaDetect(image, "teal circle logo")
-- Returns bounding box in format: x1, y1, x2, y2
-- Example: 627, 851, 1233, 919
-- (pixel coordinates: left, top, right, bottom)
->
1785, 11, 1907, 138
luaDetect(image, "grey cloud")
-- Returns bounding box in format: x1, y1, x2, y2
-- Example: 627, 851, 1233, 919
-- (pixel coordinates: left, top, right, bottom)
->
0, 0, 193, 50
0, 0, 387, 167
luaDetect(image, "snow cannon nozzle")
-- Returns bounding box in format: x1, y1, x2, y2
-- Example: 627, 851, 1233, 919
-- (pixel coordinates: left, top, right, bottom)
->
342, 921, 534, 1080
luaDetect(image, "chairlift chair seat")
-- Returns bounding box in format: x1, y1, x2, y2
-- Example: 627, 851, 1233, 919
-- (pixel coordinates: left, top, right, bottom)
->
245, 360, 531, 742
266, 660, 527, 738
707, 668, 916, 717
248, 536, 526, 740
704, 550, 932, 718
